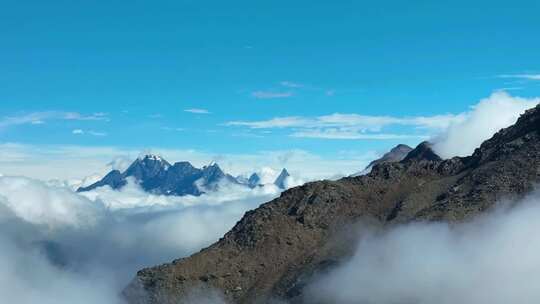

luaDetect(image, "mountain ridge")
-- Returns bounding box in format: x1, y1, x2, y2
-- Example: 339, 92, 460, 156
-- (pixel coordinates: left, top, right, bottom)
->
78, 156, 291, 196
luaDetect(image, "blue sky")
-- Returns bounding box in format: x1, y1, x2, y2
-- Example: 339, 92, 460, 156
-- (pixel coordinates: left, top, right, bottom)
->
1, 0, 540, 178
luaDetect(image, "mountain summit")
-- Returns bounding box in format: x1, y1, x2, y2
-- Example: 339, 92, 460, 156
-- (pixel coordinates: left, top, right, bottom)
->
274, 168, 290, 189
78, 156, 293, 196
125, 104, 540, 304
78, 156, 232, 196
352, 143, 413, 176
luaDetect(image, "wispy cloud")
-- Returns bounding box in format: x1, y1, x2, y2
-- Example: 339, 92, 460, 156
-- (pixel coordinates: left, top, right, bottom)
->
291, 130, 427, 140
498, 74, 540, 80
227, 116, 311, 129
251, 91, 294, 99
71, 129, 107, 137
226, 113, 464, 140
280, 81, 304, 88
88, 131, 107, 137
184, 108, 211, 114
63, 112, 109, 121
161, 127, 185, 132
0, 111, 109, 129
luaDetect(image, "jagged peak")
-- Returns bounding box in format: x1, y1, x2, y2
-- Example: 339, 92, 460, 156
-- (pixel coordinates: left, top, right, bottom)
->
274, 168, 290, 189
277, 168, 289, 176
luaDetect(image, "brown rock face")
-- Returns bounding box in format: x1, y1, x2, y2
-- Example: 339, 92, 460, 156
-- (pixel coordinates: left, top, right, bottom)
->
124, 105, 540, 304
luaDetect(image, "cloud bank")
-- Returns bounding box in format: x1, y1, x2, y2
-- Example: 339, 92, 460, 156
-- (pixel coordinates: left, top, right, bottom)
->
432, 91, 539, 158
305, 191, 540, 304
0, 176, 281, 304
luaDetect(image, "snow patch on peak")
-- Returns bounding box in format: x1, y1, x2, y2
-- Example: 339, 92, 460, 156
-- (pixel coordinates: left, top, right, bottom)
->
139, 154, 164, 161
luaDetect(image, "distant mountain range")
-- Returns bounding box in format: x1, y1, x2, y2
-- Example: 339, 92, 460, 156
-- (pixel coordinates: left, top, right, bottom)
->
77, 154, 291, 196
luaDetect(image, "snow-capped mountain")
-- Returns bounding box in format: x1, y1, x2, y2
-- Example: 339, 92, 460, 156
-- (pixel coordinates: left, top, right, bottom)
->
77, 154, 291, 195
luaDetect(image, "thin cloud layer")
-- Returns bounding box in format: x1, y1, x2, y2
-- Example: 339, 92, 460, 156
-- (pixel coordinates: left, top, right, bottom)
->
0, 111, 109, 129
226, 111, 464, 140
184, 108, 211, 114
252, 91, 294, 99
498, 74, 540, 81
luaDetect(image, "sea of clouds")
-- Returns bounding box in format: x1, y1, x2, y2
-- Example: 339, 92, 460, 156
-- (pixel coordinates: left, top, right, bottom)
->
1, 92, 540, 303
305, 192, 540, 304
0, 176, 282, 304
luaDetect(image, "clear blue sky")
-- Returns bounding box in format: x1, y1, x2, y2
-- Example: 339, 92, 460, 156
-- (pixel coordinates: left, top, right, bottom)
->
1, 0, 540, 159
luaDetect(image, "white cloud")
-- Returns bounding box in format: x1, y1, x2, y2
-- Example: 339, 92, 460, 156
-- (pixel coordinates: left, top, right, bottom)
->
227, 116, 310, 129
226, 112, 464, 140
0, 143, 133, 181
184, 108, 211, 114
0, 176, 104, 229
88, 131, 108, 137
228, 92, 539, 151
228, 114, 463, 131
306, 191, 540, 304
0, 144, 372, 182
432, 91, 539, 158
252, 91, 294, 99
291, 129, 426, 140
498, 74, 540, 81
71, 129, 107, 137
280, 81, 304, 88
0, 175, 281, 303
0, 111, 109, 130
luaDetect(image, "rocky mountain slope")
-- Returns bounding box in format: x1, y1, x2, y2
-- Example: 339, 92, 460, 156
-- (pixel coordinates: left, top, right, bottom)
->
124, 105, 540, 304
78, 155, 290, 196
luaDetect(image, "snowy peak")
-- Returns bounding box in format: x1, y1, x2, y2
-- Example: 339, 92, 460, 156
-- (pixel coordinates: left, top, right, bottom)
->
138, 153, 165, 161
78, 155, 295, 196
124, 154, 171, 182
201, 163, 227, 187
